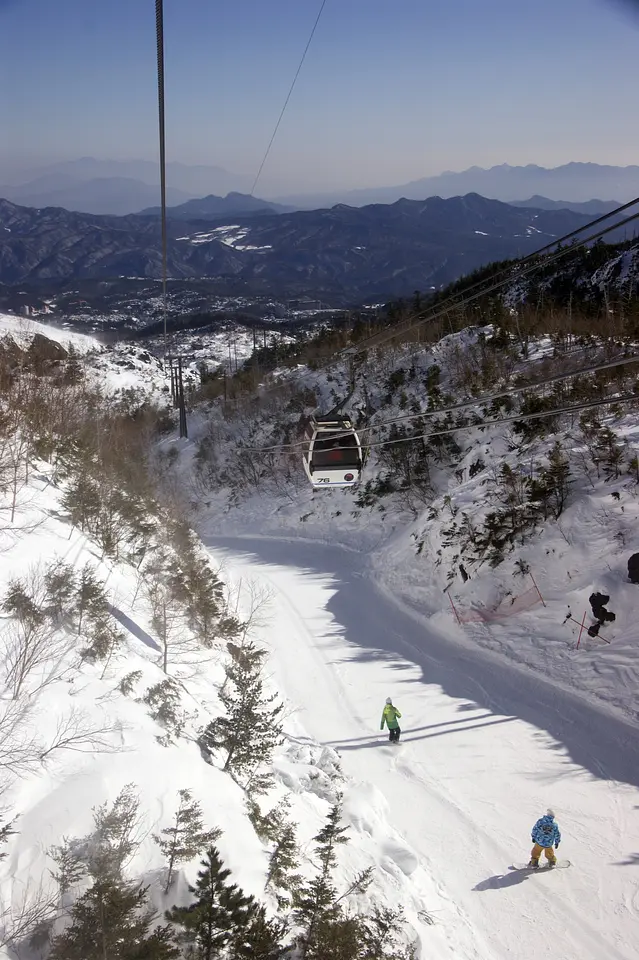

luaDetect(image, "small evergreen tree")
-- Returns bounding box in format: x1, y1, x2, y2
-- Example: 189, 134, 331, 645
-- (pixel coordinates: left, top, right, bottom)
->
43, 560, 77, 622
76, 563, 109, 635
49, 836, 87, 896
89, 784, 142, 882
141, 678, 185, 739
61, 474, 101, 533
293, 800, 349, 958
3, 577, 44, 628
266, 822, 301, 907
598, 426, 625, 480
230, 904, 286, 959
167, 846, 257, 960
199, 642, 283, 783
153, 789, 221, 893
49, 878, 179, 960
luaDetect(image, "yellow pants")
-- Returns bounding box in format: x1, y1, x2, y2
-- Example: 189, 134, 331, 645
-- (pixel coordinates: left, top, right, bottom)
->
531, 843, 556, 863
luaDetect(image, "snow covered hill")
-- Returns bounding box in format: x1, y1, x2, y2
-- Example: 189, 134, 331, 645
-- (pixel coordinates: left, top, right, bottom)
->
2, 311, 639, 959
0, 315, 444, 959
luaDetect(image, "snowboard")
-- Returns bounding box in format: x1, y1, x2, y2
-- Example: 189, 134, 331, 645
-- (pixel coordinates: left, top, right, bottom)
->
512, 860, 571, 871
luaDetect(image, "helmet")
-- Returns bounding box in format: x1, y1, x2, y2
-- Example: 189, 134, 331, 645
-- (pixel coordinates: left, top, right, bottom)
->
385, 697, 393, 705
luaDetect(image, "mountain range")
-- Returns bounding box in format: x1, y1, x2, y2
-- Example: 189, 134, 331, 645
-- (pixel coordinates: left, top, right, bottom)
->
1, 193, 626, 303
277, 163, 639, 209
0, 159, 635, 216
139, 192, 293, 219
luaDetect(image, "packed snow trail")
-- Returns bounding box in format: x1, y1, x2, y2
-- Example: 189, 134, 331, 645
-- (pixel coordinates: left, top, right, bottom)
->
207, 535, 639, 960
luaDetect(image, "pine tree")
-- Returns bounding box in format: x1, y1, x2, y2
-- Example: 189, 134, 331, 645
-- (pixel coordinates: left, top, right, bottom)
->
293, 800, 349, 958
598, 426, 625, 480
89, 784, 142, 882
153, 789, 221, 893
542, 441, 572, 519
61, 474, 101, 533
49, 878, 179, 960
76, 563, 109, 635
81, 616, 125, 670
167, 846, 257, 960
49, 837, 87, 895
3, 577, 44, 628
359, 905, 414, 960
43, 560, 77, 621
199, 642, 283, 783
266, 822, 301, 905
230, 904, 286, 959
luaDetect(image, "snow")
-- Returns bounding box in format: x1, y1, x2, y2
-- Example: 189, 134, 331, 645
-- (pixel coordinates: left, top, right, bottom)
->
0, 314, 101, 355
2, 463, 436, 954
3, 317, 639, 958
203, 534, 639, 960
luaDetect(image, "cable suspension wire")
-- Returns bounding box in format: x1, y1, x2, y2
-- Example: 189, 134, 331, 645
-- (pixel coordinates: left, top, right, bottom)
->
248, 391, 637, 456
155, 0, 169, 360
250, 0, 327, 197
247, 352, 639, 451
344, 206, 639, 357
222, 204, 639, 408
360, 393, 638, 452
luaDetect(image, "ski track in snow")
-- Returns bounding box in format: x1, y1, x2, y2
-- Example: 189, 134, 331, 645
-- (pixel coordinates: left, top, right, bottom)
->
205, 534, 639, 960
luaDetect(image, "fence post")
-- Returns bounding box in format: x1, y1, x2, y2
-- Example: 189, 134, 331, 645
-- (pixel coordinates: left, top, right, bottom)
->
448, 594, 462, 625
576, 610, 587, 649
529, 571, 546, 607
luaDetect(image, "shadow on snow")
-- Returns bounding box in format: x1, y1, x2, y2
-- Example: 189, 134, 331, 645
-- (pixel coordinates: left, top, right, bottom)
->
205, 535, 639, 791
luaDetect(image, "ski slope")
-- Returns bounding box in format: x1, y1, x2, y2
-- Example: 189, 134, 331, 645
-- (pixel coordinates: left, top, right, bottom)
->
206, 534, 639, 960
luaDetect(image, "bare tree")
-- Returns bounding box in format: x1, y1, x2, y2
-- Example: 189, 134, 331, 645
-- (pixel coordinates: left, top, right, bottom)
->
0, 879, 59, 954
38, 707, 122, 764
0, 699, 41, 778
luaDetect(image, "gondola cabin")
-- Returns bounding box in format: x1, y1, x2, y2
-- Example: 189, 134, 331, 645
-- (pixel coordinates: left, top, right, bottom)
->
303, 416, 363, 488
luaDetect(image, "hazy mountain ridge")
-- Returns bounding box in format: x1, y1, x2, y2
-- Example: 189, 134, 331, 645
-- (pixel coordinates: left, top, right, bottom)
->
0, 193, 609, 301
140, 191, 293, 219
1, 158, 637, 216
277, 162, 639, 209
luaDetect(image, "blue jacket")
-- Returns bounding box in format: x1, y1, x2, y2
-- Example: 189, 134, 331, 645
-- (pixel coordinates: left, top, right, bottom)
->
531, 814, 561, 848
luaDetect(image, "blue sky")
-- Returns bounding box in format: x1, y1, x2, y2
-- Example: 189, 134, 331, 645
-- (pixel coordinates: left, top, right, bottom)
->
1, 0, 638, 192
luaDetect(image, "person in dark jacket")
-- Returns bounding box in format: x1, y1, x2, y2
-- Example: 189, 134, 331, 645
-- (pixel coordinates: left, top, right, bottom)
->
380, 698, 402, 742
529, 809, 561, 868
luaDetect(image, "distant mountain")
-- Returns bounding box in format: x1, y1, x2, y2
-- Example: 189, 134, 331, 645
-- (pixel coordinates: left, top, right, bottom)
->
0, 177, 195, 216
510, 196, 621, 216
279, 163, 639, 209
0, 194, 622, 302
139, 192, 294, 218
0, 157, 250, 216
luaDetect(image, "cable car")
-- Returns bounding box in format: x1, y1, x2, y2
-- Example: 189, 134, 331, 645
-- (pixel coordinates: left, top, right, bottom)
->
302, 416, 363, 488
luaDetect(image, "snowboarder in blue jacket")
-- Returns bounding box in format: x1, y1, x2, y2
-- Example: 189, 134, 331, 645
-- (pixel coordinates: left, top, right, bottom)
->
529, 809, 561, 868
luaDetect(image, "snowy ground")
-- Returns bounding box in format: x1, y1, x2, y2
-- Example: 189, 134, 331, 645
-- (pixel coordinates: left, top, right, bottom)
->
3, 315, 639, 958
0, 460, 443, 957
205, 534, 639, 960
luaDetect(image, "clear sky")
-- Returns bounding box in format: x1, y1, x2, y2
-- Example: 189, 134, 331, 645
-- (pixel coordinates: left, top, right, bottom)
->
1, 0, 638, 193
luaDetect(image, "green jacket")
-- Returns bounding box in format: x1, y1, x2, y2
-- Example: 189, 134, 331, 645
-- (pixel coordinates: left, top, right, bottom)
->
380, 704, 401, 730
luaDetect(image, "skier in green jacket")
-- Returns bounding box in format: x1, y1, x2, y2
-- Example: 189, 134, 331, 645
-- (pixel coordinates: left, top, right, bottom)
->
380, 698, 402, 742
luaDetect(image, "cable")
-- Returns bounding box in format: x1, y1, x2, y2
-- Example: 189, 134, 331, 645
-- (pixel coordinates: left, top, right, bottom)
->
250, 0, 327, 197
246, 392, 637, 456
247, 351, 639, 451
344, 207, 639, 357
155, 0, 169, 360
343, 199, 639, 357
222, 210, 639, 408
361, 393, 637, 452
